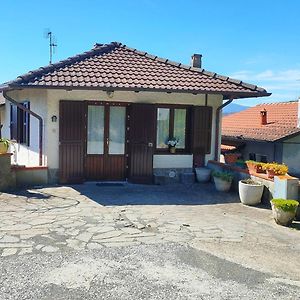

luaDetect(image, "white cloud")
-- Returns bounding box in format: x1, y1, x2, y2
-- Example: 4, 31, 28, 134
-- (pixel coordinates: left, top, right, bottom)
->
230, 69, 300, 82
229, 69, 300, 106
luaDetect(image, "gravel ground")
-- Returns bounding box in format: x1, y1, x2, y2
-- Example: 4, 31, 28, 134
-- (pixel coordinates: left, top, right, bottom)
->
1, 243, 299, 300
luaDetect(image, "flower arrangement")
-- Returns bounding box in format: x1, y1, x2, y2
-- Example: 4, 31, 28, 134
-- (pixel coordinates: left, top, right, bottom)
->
263, 162, 288, 178
167, 137, 179, 148
245, 160, 266, 174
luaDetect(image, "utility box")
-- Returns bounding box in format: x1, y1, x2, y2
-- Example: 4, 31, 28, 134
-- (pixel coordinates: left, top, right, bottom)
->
274, 176, 299, 200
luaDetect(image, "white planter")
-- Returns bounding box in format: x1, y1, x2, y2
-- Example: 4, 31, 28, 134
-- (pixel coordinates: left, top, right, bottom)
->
238, 180, 264, 206
213, 177, 232, 192
271, 202, 297, 226
195, 167, 211, 183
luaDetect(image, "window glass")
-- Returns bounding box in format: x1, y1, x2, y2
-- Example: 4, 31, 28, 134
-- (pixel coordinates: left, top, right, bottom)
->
87, 105, 104, 154
109, 107, 126, 154
156, 108, 169, 148
174, 109, 186, 148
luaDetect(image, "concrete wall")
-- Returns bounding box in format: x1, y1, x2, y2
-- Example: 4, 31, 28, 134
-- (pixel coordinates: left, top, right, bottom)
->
2, 88, 223, 180
282, 134, 300, 177
153, 155, 193, 168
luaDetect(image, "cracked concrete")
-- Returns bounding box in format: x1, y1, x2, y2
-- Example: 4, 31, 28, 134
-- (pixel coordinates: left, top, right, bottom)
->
0, 182, 300, 298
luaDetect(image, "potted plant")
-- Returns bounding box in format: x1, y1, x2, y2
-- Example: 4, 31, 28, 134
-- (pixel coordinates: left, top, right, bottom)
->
0, 138, 10, 154
263, 163, 288, 179
271, 199, 299, 226
167, 138, 179, 154
212, 170, 234, 192
238, 178, 264, 206
195, 167, 211, 183
224, 152, 240, 164
245, 160, 265, 174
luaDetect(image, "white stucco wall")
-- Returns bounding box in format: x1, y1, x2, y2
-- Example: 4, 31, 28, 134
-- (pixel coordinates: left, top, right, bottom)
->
282, 134, 300, 177
1, 88, 223, 170
1, 89, 47, 166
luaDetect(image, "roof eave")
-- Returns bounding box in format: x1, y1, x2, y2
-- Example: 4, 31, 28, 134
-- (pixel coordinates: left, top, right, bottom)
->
222, 135, 276, 143
3, 83, 271, 99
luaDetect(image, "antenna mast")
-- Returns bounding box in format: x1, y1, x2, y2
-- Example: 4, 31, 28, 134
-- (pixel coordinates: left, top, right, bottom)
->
46, 31, 57, 64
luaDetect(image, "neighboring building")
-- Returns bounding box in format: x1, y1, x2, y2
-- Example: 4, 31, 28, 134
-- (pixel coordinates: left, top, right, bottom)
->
0, 42, 269, 184
222, 100, 300, 176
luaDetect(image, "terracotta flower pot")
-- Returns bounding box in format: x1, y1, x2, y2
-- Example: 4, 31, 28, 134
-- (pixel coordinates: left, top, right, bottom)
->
169, 146, 176, 154
266, 169, 276, 179
224, 153, 239, 164
246, 162, 265, 174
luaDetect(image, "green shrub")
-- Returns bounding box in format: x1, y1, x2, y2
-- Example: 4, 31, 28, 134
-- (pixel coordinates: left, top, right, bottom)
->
212, 170, 234, 182
271, 199, 299, 212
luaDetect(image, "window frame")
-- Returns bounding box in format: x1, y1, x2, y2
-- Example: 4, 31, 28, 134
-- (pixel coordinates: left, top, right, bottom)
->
155, 104, 191, 154
10, 101, 30, 146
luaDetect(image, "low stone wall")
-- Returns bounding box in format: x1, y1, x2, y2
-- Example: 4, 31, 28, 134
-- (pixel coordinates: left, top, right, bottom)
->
0, 154, 16, 191
12, 166, 48, 188
207, 160, 300, 205
0, 153, 49, 191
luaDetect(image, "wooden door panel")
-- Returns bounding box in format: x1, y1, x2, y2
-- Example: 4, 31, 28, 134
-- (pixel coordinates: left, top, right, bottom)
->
105, 155, 126, 180
85, 156, 105, 180
129, 104, 156, 183
59, 101, 85, 184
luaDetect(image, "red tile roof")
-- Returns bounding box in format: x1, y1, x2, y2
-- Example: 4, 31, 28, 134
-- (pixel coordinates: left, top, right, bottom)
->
2, 42, 269, 99
222, 101, 300, 142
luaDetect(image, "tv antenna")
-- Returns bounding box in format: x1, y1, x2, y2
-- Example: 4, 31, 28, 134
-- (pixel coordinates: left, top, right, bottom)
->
44, 29, 57, 64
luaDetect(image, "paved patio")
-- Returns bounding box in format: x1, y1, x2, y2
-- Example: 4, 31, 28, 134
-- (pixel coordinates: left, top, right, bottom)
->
0, 182, 300, 299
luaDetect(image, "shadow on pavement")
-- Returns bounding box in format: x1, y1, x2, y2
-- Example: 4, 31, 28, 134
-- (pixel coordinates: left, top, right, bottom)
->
71, 182, 241, 206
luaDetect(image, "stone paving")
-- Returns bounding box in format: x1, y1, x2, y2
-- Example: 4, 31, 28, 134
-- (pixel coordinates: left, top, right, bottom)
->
0, 182, 300, 280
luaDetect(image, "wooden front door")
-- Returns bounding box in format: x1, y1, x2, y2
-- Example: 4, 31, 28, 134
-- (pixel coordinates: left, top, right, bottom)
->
128, 103, 156, 183
59, 101, 85, 184
85, 102, 127, 181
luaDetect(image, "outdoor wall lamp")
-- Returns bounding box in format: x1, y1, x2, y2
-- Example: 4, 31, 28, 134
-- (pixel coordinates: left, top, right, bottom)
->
51, 115, 58, 122
106, 90, 114, 98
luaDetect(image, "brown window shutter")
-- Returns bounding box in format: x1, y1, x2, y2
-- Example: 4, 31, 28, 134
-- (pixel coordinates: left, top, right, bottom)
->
191, 106, 212, 155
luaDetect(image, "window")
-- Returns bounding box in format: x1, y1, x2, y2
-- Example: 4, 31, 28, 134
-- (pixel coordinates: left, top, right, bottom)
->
156, 107, 187, 151
87, 105, 104, 154
10, 101, 30, 146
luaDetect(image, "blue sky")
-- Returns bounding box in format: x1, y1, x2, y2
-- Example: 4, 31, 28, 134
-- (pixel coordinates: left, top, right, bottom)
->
1, 0, 299, 106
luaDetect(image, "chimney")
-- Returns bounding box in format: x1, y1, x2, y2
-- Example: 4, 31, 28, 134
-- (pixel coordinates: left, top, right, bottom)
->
260, 109, 267, 125
191, 54, 202, 68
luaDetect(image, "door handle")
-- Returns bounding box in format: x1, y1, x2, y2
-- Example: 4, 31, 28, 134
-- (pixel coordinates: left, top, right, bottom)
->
106, 138, 109, 146
148, 142, 153, 147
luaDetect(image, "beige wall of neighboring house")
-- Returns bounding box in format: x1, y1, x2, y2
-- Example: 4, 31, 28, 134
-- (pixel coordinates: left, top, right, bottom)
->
1, 88, 223, 180
283, 134, 300, 177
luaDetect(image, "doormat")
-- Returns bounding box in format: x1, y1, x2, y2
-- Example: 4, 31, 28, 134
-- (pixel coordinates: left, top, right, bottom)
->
96, 182, 125, 187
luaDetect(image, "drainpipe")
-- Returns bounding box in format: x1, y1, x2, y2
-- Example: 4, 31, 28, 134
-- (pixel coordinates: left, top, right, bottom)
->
3, 90, 43, 166
214, 98, 233, 161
